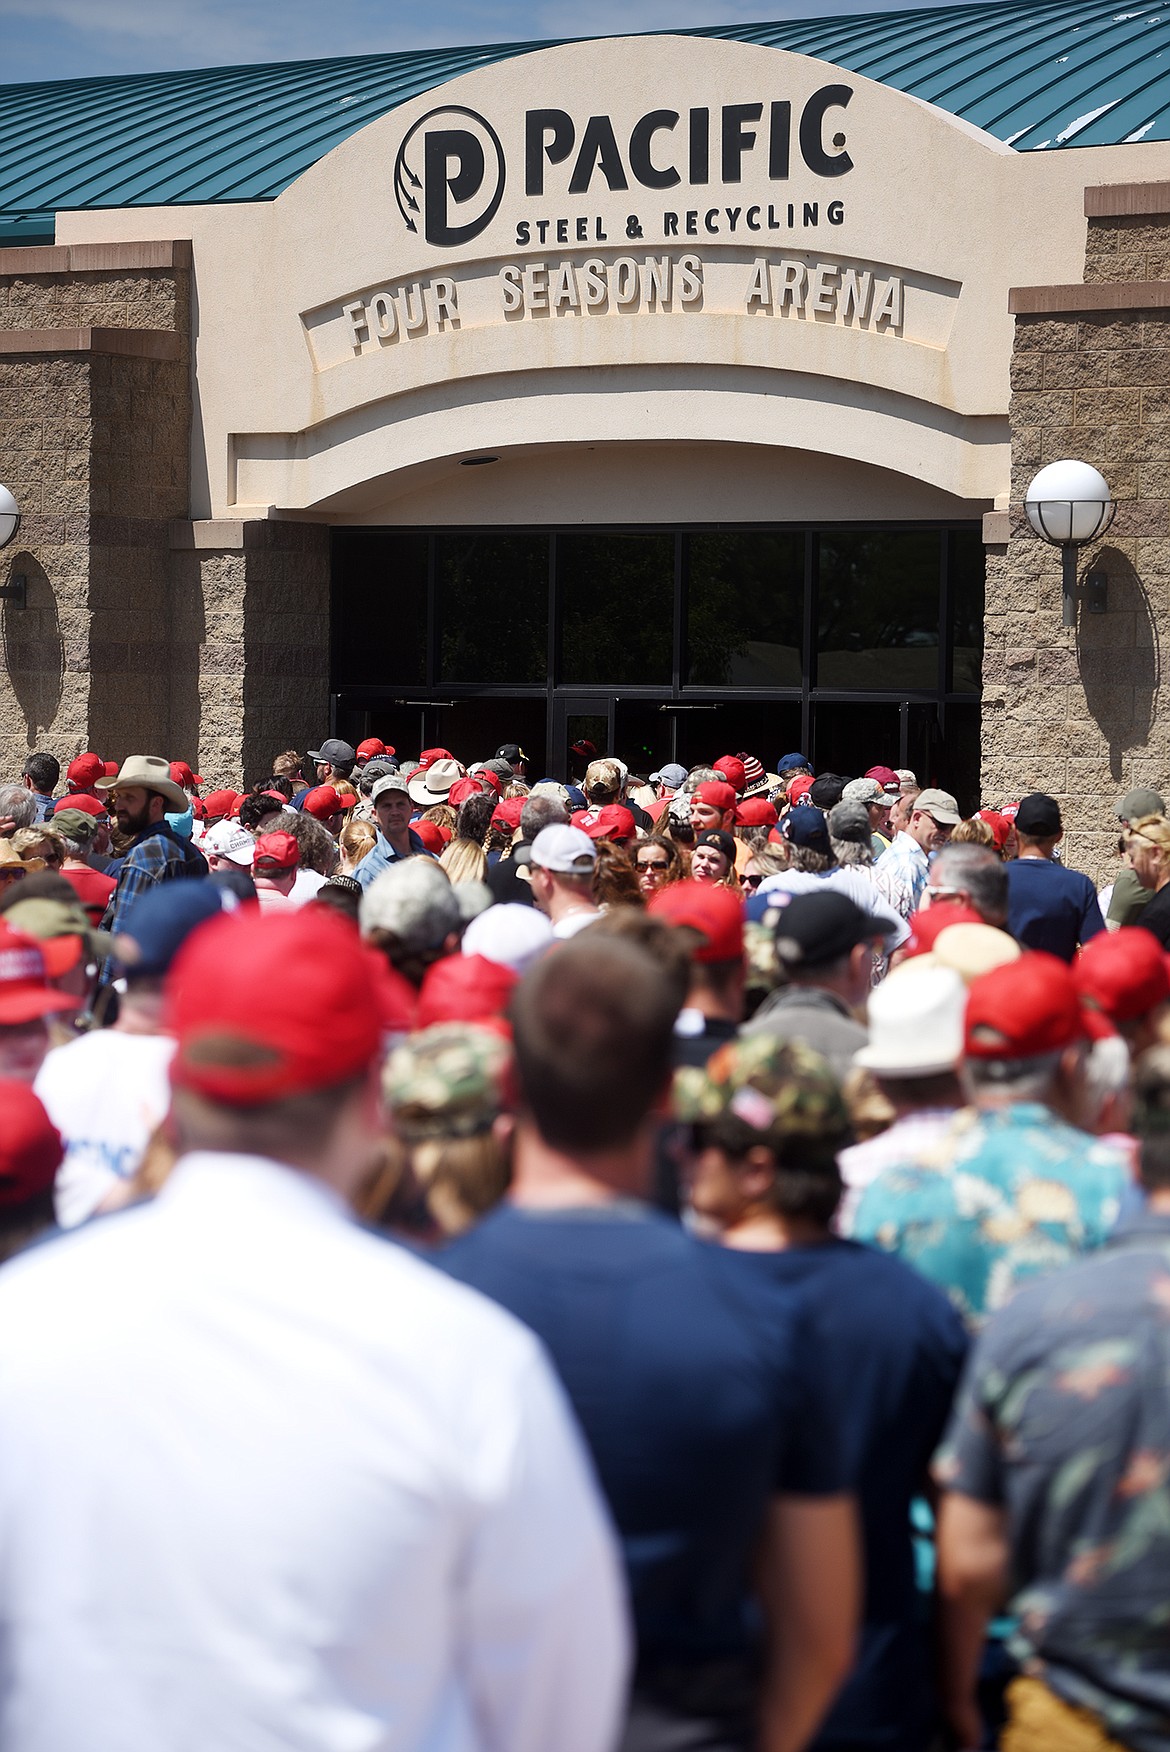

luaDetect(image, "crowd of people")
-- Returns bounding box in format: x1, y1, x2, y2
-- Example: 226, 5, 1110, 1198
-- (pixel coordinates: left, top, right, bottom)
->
0, 732, 1168, 1751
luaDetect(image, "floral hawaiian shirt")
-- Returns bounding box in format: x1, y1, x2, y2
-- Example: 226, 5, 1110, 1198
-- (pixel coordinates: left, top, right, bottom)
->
852, 1103, 1131, 1330
936, 1212, 1170, 1752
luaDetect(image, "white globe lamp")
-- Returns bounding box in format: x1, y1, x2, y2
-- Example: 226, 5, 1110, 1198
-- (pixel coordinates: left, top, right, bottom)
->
1024, 460, 1115, 626
0, 484, 19, 552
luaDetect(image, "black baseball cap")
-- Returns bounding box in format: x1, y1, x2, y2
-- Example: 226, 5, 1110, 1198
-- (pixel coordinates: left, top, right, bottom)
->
808, 773, 847, 811
773, 891, 878, 970
1014, 792, 1063, 837
495, 743, 528, 766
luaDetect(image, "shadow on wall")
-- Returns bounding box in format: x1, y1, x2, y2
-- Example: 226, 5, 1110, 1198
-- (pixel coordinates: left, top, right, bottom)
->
1077, 545, 1159, 784
3, 554, 63, 747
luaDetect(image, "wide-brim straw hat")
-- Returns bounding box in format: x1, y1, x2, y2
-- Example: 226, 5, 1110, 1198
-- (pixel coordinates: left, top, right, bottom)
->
96, 755, 189, 814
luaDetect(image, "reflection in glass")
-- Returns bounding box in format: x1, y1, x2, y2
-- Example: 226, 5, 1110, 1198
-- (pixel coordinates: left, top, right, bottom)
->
816, 532, 941, 691
948, 530, 984, 695
438, 533, 548, 684
687, 533, 803, 687
332, 531, 427, 686
559, 535, 673, 686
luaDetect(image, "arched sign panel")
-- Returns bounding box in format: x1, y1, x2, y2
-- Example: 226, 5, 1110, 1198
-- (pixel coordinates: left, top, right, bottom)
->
57, 34, 1108, 518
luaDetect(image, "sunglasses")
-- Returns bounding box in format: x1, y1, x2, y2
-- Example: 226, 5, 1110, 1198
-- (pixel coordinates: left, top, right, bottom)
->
637, 860, 670, 873
741, 872, 764, 889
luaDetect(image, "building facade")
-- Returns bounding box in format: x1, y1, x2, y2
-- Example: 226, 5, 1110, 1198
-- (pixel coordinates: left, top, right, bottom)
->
2, 14, 1170, 868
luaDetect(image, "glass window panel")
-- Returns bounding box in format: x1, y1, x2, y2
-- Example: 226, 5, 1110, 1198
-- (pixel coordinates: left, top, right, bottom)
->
816, 531, 941, 692
558, 534, 673, 686
686, 533, 804, 687
331, 531, 427, 687
437, 533, 548, 684
948, 529, 984, 695
812, 700, 902, 777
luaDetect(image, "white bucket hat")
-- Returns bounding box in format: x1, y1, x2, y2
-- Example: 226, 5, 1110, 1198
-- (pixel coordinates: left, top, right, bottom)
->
854, 963, 966, 1076
96, 755, 188, 814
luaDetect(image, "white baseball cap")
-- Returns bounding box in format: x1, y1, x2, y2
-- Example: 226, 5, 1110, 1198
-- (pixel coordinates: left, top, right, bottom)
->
202, 820, 255, 868
530, 824, 597, 874
462, 903, 554, 974
370, 772, 411, 803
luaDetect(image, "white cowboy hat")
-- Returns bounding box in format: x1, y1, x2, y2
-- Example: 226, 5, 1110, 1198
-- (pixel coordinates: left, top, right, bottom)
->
407, 758, 464, 807
96, 755, 189, 814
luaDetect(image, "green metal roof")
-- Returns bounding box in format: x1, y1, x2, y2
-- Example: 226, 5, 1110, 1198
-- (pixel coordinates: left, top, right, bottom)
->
3, 0, 1169, 243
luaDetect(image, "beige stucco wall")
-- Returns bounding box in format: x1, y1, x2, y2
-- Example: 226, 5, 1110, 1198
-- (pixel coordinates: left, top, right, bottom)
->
57, 34, 1170, 529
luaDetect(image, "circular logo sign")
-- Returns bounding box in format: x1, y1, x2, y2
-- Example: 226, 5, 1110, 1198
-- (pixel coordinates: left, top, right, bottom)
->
394, 105, 506, 249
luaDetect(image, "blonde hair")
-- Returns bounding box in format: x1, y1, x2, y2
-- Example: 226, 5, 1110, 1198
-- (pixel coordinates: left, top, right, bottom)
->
421, 803, 456, 834
951, 817, 995, 849
1128, 813, 1170, 855
440, 838, 488, 886
338, 818, 377, 868
272, 751, 302, 778
11, 826, 63, 869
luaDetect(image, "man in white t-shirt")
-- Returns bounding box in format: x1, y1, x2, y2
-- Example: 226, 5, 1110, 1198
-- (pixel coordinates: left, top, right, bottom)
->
35, 882, 230, 1228
0, 905, 627, 1752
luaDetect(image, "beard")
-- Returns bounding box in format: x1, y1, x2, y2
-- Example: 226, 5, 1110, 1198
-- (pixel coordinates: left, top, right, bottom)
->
117, 800, 155, 837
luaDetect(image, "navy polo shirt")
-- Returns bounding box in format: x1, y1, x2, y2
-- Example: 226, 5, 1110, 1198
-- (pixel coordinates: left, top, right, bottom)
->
439, 1204, 848, 1667
1005, 855, 1105, 961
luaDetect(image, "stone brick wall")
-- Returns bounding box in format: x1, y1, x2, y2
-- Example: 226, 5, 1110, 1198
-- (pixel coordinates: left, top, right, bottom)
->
0, 243, 191, 776
984, 210, 1170, 883
170, 523, 330, 790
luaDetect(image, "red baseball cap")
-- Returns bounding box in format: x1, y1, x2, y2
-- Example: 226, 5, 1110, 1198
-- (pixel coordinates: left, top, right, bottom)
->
491, 797, 526, 833
692, 781, 737, 814
0, 923, 76, 1024
787, 774, 816, 804
103, 761, 119, 779
302, 785, 346, 822
202, 788, 239, 820
170, 761, 202, 788
904, 904, 984, 957
448, 776, 486, 809
649, 880, 744, 962
713, 756, 747, 794
167, 908, 384, 1105
356, 738, 393, 763
66, 752, 105, 790
252, 831, 300, 873
735, 798, 778, 827
571, 804, 637, 843
417, 747, 453, 771
976, 810, 1013, 851
1000, 800, 1021, 822
0, 1082, 62, 1210
412, 819, 448, 855
476, 767, 503, 796
53, 793, 106, 819
416, 954, 519, 1031
864, 765, 901, 792
1076, 928, 1170, 1026
965, 951, 1096, 1060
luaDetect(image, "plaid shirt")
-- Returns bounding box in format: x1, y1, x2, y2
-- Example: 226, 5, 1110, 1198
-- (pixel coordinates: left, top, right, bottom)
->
872, 831, 929, 920
99, 825, 208, 952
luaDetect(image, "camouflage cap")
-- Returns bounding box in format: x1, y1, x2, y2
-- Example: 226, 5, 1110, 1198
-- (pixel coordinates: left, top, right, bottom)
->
383, 1022, 512, 1142
673, 1033, 848, 1152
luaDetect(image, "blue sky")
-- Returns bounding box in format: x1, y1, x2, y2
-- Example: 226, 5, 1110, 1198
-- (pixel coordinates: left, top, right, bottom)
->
0, 0, 983, 84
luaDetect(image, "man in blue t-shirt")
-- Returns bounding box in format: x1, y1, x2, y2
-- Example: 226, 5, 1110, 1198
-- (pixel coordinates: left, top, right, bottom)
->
1004, 793, 1104, 961
675, 1032, 969, 1752
441, 934, 858, 1752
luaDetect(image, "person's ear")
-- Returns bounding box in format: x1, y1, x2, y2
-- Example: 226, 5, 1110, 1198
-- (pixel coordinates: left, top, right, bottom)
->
740, 1144, 778, 1201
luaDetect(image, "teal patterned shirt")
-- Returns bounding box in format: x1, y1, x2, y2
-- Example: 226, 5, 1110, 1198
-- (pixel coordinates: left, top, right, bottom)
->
852, 1103, 1130, 1331
936, 1213, 1170, 1751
